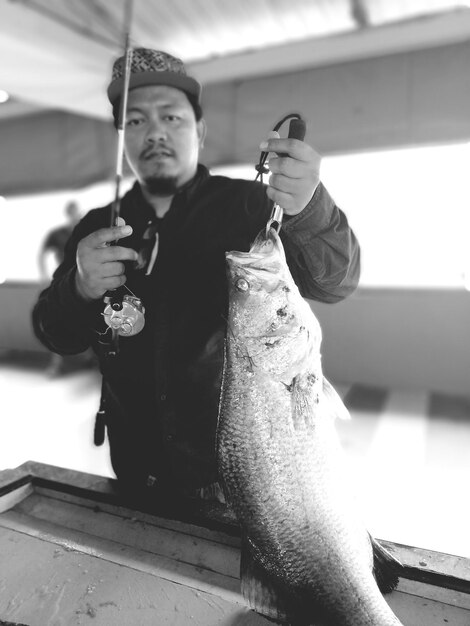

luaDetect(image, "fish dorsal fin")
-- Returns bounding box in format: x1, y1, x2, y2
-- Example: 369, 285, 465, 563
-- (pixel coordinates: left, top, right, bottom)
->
322, 377, 350, 421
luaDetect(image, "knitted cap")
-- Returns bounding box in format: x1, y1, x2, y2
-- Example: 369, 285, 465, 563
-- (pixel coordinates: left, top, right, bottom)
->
107, 48, 202, 105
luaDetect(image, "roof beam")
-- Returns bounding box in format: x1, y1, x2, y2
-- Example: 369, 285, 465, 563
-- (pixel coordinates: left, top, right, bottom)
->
190, 9, 470, 84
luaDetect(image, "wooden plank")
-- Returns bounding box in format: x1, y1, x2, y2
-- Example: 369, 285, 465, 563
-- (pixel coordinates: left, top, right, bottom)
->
0, 524, 272, 626
382, 541, 470, 594
0, 510, 242, 604
2, 508, 470, 625
23, 483, 470, 596
13, 493, 241, 581
396, 578, 470, 611
0, 465, 33, 496
4, 491, 470, 612
0, 482, 33, 513
22, 461, 239, 535
31, 486, 241, 548
387, 589, 470, 626
2, 462, 470, 606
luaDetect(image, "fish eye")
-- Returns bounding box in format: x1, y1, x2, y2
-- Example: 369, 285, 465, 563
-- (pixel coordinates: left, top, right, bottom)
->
235, 277, 250, 292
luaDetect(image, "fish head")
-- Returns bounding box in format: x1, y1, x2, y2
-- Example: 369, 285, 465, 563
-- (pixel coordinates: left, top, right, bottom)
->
225, 228, 320, 379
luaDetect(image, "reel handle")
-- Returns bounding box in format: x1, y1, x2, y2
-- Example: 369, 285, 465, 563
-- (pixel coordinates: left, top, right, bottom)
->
287, 117, 306, 143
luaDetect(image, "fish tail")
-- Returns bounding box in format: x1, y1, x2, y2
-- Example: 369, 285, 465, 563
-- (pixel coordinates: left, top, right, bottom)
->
240, 538, 290, 623
240, 540, 327, 625
371, 535, 403, 594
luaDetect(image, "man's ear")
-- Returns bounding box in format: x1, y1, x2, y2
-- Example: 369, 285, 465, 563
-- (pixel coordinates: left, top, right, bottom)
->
197, 118, 207, 149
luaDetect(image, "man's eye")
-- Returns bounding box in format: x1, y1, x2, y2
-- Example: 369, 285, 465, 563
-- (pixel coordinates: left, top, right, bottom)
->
165, 115, 180, 122
126, 118, 143, 127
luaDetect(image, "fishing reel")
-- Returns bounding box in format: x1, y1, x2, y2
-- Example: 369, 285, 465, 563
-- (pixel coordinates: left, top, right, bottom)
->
103, 292, 145, 337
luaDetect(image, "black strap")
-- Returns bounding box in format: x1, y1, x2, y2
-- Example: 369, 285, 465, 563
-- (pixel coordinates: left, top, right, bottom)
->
93, 379, 107, 446
254, 112, 304, 183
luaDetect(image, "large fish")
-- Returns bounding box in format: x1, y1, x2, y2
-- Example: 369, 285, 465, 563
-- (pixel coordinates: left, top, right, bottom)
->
217, 227, 404, 625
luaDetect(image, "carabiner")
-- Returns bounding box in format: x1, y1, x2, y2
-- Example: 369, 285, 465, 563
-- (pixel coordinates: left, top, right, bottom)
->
265, 203, 283, 237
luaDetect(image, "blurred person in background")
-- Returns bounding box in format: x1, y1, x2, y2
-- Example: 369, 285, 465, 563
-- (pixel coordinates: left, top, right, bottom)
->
32, 48, 360, 501
37, 199, 81, 377
37, 199, 96, 377
38, 200, 81, 282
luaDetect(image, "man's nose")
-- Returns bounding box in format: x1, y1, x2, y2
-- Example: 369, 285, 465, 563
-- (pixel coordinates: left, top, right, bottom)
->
146, 118, 167, 142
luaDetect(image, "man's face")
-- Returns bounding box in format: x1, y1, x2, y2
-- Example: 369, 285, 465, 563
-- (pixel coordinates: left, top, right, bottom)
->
124, 85, 205, 194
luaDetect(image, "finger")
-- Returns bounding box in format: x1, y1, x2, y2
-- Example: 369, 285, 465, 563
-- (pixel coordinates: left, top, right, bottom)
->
99, 261, 126, 279
85, 224, 133, 248
101, 275, 127, 291
265, 186, 296, 210
260, 137, 313, 161
94, 245, 138, 263
260, 130, 280, 144
267, 156, 311, 178
268, 173, 299, 194
109, 216, 127, 228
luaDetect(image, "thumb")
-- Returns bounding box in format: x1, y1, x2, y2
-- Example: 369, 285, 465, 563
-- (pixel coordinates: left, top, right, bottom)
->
259, 130, 280, 153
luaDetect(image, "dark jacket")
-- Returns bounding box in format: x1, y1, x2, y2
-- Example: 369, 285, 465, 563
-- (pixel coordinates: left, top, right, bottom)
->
32, 165, 360, 491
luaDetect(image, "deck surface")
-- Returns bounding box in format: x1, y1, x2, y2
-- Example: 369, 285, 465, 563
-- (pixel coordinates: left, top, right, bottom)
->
0, 352, 469, 559
0, 468, 469, 626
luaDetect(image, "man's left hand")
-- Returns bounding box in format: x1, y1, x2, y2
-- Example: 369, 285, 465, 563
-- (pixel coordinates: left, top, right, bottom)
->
260, 132, 321, 216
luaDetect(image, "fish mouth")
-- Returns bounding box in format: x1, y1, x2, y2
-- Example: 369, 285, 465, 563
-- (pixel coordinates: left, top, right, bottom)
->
226, 227, 282, 265
225, 248, 270, 266
226, 231, 284, 277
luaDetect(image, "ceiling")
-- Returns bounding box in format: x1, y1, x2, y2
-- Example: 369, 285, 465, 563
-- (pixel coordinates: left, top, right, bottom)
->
3, 0, 470, 120
2, 0, 470, 195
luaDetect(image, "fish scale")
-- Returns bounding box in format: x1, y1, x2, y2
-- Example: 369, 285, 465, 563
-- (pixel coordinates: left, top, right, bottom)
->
217, 228, 404, 626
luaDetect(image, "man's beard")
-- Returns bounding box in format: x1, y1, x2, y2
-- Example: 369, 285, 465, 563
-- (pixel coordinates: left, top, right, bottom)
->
143, 175, 179, 196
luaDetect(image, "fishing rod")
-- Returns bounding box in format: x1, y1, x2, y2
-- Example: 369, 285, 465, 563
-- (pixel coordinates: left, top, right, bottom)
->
111, 24, 133, 230
102, 0, 145, 356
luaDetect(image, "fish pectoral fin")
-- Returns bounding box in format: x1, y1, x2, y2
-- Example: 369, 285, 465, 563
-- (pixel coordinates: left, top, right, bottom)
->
289, 373, 319, 430
322, 377, 351, 421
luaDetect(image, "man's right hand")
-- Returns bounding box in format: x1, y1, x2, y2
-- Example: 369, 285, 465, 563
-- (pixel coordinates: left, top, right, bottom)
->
75, 218, 138, 301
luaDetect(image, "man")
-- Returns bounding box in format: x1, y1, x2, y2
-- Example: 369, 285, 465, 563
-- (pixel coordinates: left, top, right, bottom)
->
32, 49, 360, 500
38, 200, 81, 281
38, 199, 81, 377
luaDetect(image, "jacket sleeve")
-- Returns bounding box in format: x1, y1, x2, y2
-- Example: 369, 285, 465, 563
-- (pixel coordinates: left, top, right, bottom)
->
281, 182, 361, 303
32, 210, 106, 355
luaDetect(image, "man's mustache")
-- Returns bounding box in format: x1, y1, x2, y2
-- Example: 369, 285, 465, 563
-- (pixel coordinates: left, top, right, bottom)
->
140, 145, 174, 160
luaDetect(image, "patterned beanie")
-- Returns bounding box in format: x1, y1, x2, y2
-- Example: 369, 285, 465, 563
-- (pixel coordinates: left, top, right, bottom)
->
107, 48, 202, 105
